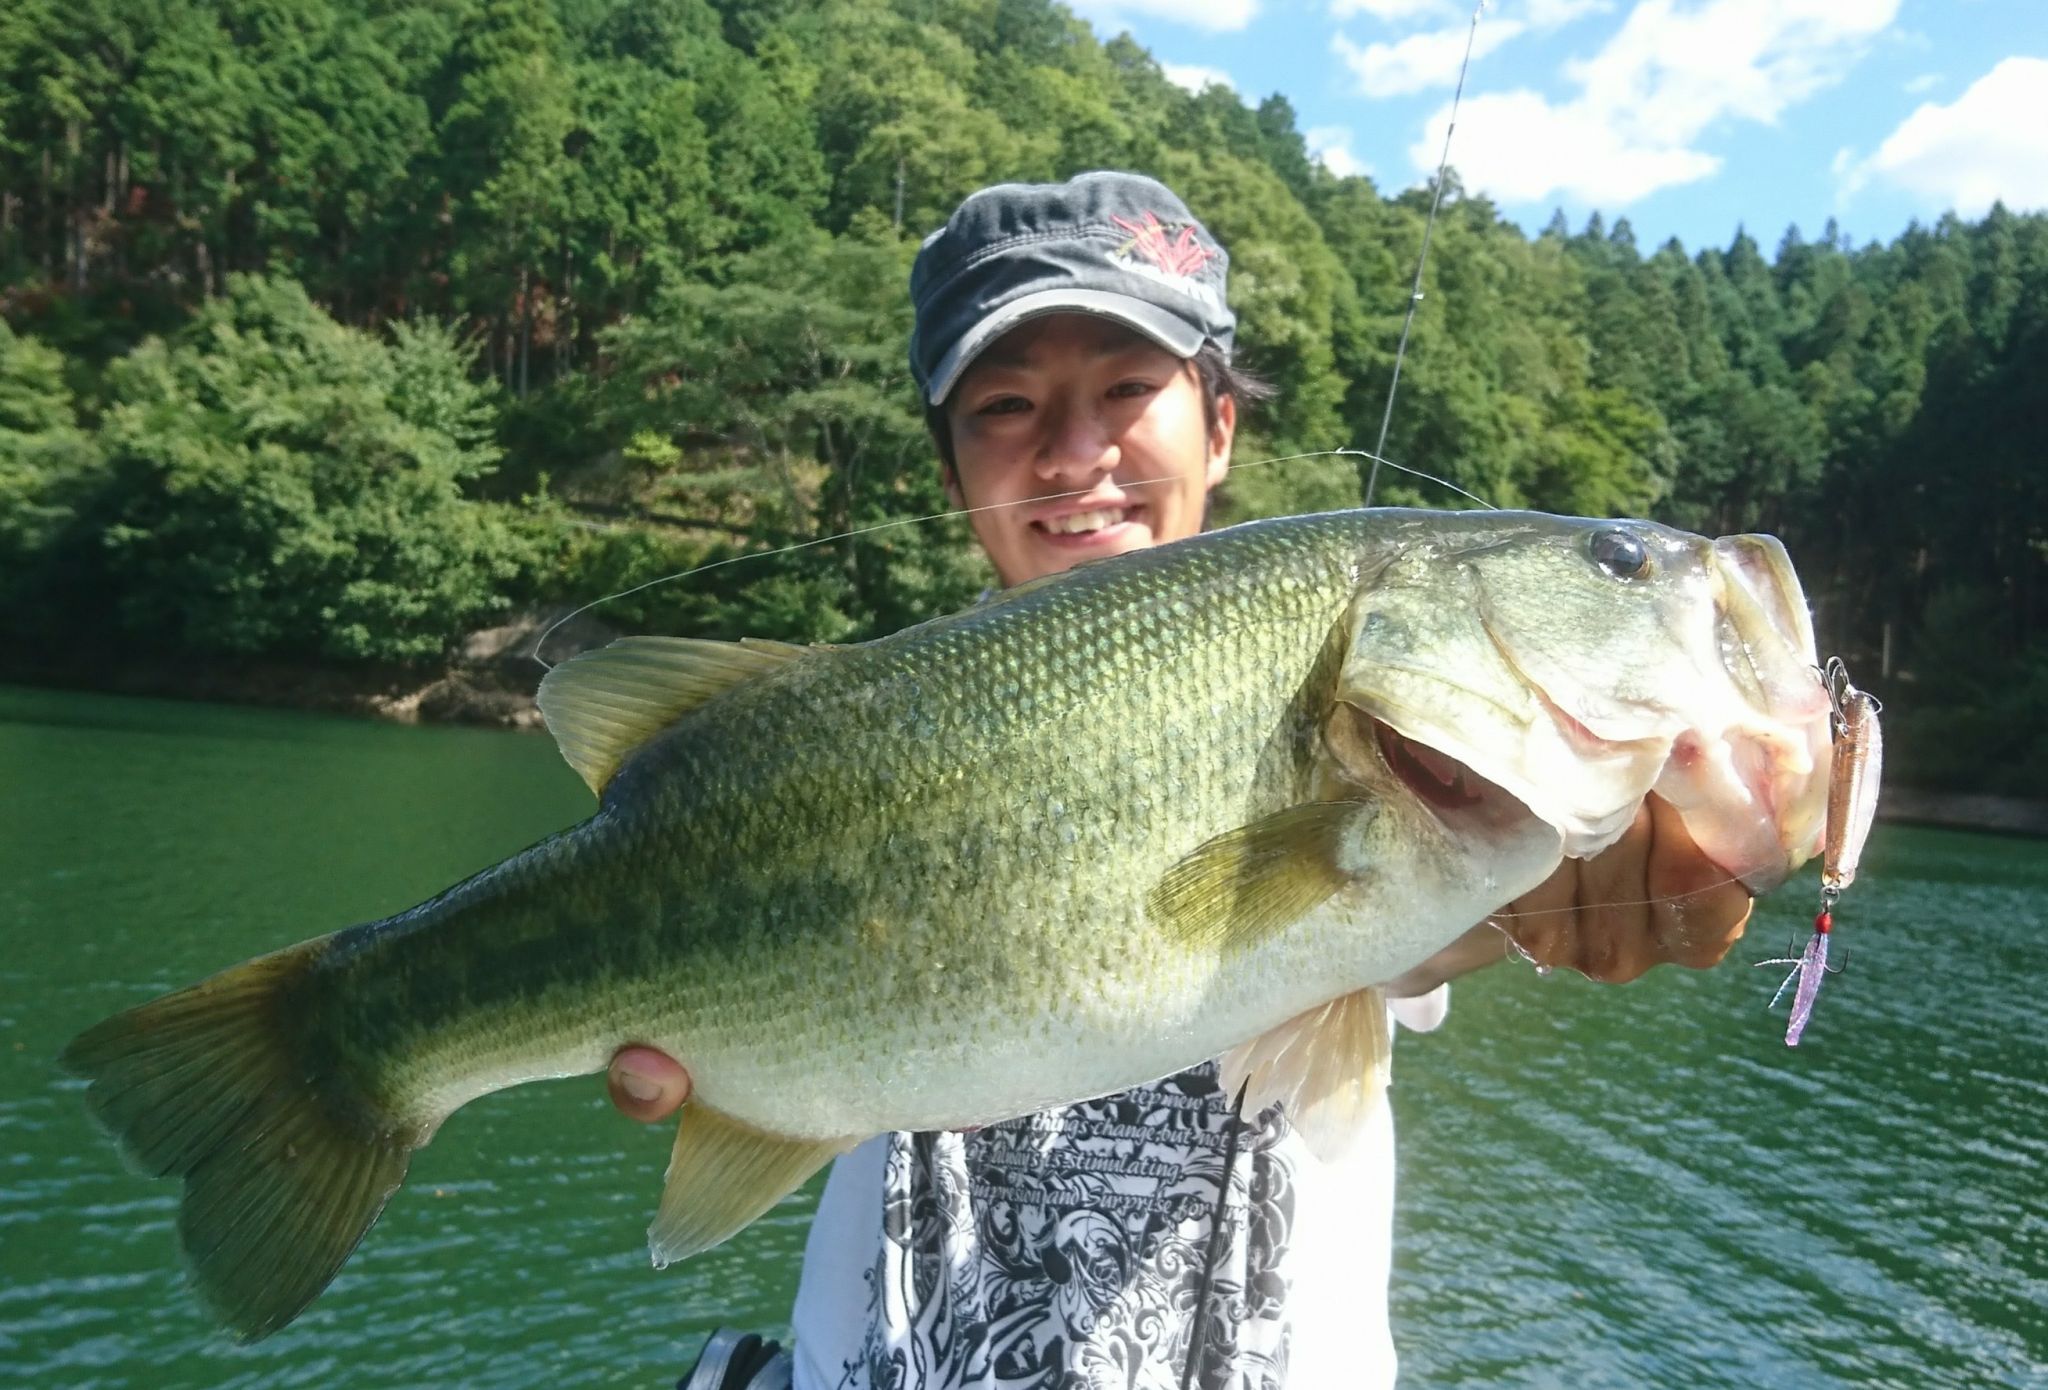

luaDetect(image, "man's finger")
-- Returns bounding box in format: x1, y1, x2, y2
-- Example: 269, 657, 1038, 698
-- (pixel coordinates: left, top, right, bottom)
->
1644, 794, 1754, 968
1572, 806, 1657, 983
607, 1045, 691, 1122
1489, 798, 1755, 984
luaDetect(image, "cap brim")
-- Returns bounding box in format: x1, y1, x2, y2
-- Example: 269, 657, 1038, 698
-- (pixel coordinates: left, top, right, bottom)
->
925, 289, 1207, 405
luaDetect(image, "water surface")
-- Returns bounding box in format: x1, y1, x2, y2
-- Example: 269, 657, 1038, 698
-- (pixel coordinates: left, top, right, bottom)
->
3, 686, 2042, 1387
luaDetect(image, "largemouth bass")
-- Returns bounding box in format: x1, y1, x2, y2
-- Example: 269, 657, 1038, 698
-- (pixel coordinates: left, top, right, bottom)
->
62, 508, 1832, 1340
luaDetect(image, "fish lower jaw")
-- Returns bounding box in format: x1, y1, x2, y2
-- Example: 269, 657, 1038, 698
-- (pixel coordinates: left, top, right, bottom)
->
1654, 724, 1829, 892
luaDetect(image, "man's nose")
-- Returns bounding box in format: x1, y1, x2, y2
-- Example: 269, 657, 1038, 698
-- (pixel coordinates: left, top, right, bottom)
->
1036, 402, 1117, 480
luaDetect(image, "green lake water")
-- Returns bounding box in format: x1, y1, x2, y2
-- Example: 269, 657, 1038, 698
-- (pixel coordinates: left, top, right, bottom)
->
3, 684, 2043, 1388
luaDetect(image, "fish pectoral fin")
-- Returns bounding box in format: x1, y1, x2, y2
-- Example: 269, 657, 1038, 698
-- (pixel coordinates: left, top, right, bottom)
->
649, 1106, 853, 1267
538, 636, 807, 797
1147, 800, 1376, 955
1219, 987, 1391, 1162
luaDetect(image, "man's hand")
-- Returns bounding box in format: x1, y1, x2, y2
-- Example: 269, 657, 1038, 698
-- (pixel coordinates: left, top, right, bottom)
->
1388, 794, 1755, 996
607, 1044, 691, 1123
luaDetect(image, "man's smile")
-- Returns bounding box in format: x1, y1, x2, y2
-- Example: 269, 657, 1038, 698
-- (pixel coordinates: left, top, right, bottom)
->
1032, 504, 1145, 543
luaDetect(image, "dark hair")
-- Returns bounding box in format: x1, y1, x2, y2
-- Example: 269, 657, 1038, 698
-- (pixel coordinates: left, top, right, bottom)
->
925, 341, 1275, 481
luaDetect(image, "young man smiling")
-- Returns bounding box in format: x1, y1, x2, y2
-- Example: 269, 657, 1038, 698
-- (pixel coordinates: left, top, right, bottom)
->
926, 309, 1244, 586
622, 172, 1754, 1389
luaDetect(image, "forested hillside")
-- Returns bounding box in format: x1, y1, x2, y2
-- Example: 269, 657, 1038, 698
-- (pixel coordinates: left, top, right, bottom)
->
2, 0, 2043, 789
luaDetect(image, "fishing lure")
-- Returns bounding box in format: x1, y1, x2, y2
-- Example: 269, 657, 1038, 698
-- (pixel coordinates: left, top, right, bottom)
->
1757, 657, 1883, 1045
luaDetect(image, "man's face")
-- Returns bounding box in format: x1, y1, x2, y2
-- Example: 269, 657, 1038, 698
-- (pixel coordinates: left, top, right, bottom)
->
942, 314, 1236, 588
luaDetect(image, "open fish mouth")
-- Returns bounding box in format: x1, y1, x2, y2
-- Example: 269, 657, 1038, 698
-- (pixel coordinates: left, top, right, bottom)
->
1376, 720, 1494, 813
1366, 716, 1550, 847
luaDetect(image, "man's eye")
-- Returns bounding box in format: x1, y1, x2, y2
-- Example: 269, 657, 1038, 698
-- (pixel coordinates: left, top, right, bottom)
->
977, 396, 1030, 416
1109, 380, 1158, 400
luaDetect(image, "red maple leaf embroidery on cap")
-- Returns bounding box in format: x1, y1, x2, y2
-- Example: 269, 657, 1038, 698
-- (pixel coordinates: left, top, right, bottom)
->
1111, 211, 1215, 279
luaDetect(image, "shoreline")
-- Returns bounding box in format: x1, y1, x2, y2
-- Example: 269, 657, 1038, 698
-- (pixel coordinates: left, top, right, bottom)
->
1873, 788, 2048, 838
0, 611, 625, 733
0, 657, 546, 730
7, 659, 2042, 838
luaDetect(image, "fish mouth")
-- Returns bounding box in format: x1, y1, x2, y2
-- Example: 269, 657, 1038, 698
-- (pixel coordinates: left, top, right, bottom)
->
1655, 537, 1832, 892
1653, 721, 1827, 895
1369, 717, 1538, 840
1376, 720, 1487, 811
1375, 708, 1805, 900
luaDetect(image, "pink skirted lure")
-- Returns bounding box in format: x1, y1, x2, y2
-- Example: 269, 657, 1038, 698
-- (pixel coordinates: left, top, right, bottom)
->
1759, 659, 1881, 1046
1770, 911, 1832, 1046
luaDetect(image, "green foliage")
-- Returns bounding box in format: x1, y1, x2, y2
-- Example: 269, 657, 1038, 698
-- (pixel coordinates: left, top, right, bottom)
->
1887, 586, 2048, 796
0, 0, 2041, 795
572, 223, 983, 638
91, 276, 531, 661
0, 319, 105, 597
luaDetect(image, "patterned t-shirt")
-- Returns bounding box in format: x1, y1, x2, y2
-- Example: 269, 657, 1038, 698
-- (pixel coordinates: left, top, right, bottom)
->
789, 1058, 1403, 1390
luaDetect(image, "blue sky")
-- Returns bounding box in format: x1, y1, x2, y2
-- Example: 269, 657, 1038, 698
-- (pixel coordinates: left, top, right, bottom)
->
1066, 0, 2048, 255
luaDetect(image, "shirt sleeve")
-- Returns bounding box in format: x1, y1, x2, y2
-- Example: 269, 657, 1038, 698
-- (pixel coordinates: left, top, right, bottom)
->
1388, 981, 1452, 1033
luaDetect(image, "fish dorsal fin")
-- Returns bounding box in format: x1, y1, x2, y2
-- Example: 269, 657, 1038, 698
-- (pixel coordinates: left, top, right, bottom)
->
1219, 987, 1392, 1161
538, 636, 805, 797
1147, 801, 1377, 954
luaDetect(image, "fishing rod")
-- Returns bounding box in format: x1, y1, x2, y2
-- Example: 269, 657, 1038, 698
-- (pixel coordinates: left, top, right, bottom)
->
1183, 9, 1490, 1386
1364, 0, 1487, 509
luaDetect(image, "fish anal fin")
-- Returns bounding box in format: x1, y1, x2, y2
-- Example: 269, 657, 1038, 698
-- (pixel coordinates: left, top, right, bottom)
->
1148, 801, 1376, 955
649, 1106, 852, 1267
1219, 987, 1391, 1161
538, 636, 806, 797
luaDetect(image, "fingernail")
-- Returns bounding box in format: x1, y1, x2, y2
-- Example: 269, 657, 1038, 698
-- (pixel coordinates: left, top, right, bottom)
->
617, 1072, 662, 1104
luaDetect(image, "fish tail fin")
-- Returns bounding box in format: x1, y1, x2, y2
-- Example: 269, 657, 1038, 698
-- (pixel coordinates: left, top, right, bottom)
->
60, 940, 418, 1341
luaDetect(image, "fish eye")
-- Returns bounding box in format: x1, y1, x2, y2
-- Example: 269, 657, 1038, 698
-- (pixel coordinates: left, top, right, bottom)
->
1589, 528, 1651, 581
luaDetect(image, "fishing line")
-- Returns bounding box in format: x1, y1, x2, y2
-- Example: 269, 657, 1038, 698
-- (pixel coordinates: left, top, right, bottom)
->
1364, 0, 1488, 509
1486, 876, 1751, 922
529, 446, 1492, 669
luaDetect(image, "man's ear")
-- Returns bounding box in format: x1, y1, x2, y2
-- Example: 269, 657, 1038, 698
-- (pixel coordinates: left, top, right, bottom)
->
940, 465, 964, 510
1205, 391, 1237, 490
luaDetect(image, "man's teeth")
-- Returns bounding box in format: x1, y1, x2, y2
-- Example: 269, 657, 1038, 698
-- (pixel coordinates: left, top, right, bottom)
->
1041, 507, 1131, 536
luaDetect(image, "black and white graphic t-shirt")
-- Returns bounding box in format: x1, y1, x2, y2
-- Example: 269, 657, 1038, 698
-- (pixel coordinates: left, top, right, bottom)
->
790, 1060, 1401, 1390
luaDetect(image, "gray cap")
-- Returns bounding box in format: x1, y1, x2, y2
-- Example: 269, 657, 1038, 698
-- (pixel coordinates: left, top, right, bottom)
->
909, 171, 1236, 405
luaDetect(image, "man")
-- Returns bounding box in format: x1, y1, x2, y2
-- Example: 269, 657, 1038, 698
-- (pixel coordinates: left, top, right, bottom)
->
613, 173, 1753, 1388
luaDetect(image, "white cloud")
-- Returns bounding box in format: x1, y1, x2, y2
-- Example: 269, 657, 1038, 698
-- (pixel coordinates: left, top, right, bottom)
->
1160, 61, 1238, 93
1334, 20, 1525, 97
1566, 0, 1899, 146
1305, 125, 1374, 177
1335, 0, 1605, 27
1419, 90, 1721, 202
1075, 0, 1260, 30
1849, 57, 2048, 215
1407, 0, 1900, 205
1331, 0, 1455, 21
1902, 71, 1940, 95
1525, 0, 1612, 25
